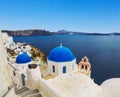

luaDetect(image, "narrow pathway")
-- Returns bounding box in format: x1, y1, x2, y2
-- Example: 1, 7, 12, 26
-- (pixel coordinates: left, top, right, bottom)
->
15, 86, 42, 97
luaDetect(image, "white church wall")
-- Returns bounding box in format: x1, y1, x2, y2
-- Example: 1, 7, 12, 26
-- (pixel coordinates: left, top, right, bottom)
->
26, 66, 41, 89
58, 60, 75, 74
14, 61, 33, 88
47, 60, 56, 74
47, 59, 76, 75
15, 61, 32, 74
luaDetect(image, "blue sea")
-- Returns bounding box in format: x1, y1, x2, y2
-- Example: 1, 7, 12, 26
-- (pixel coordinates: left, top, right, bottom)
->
13, 35, 120, 84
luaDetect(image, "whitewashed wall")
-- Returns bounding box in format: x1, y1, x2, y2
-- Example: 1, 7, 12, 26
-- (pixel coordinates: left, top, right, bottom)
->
47, 59, 77, 75
26, 66, 41, 89
38, 78, 64, 97
0, 31, 16, 97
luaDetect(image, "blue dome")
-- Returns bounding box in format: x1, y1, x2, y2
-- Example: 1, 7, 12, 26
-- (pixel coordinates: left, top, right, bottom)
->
48, 46, 75, 62
16, 52, 32, 64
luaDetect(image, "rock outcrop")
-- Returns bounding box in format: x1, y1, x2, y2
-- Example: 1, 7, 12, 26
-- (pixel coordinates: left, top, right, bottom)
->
2, 29, 52, 36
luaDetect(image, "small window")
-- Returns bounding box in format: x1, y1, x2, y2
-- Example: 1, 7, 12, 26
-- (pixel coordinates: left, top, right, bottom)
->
82, 65, 84, 69
63, 66, 66, 73
84, 58, 86, 62
21, 74, 25, 86
85, 66, 87, 70
52, 65, 55, 73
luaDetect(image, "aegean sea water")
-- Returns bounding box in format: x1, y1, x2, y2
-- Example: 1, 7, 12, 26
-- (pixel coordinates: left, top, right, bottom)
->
13, 34, 120, 84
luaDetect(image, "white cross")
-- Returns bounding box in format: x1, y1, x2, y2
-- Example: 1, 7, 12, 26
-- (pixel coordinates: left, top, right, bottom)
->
60, 43, 62, 47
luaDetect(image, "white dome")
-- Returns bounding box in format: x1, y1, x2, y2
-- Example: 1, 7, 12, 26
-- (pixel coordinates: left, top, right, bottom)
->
48, 46, 75, 62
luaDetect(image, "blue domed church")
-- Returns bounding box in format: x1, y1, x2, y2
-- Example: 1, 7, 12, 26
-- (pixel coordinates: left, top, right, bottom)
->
15, 52, 32, 88
15, 52, 32, 72
16, 52, 32, 64
47, 44, 77, 75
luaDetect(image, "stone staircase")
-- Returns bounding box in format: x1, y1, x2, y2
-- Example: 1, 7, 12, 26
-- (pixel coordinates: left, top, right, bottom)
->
15, 87, 42, 97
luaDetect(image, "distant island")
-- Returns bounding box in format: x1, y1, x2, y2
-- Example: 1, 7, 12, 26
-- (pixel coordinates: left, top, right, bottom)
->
2, 29, 52, 36
1, 29, 120, 36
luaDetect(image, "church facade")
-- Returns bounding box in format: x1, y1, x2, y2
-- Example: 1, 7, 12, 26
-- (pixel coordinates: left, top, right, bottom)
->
47, 45, 77, 75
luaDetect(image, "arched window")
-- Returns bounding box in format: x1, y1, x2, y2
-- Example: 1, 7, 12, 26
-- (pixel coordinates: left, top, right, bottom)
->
82, 65, 84, 69
63, 66, 66, 73
85, 65, 87, 70
84, 58, 86, 62
52, 65, 55, 73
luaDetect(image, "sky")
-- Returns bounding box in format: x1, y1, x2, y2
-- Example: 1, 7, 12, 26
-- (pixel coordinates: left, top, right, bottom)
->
0, 0, 120, 33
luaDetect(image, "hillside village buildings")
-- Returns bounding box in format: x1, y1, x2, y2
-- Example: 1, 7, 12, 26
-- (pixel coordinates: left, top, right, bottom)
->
0, 31, 120, 97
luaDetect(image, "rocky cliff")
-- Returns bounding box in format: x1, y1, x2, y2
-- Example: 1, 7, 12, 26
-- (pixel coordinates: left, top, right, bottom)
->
2, 29, 120, 36
2, 29, 52, 36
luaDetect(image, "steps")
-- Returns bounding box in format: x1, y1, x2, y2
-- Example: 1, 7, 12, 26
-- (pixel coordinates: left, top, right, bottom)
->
15, 87, 29, 95
26, 93, 42, 97
15, 86, 42, 97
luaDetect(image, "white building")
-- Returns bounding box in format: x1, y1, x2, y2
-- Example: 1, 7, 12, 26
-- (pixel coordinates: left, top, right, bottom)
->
14, 52, 32, 88
14, 43, 31, 56
14, 52, 41, 89
0, 31, 16, 97
34, 45, 101, 97
47, 45, 77, 75
1, 32, 31, 56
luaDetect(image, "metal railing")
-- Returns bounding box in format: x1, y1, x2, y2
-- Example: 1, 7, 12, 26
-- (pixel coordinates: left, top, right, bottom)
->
2, 83, 16, 97
8, 62, 17, 70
